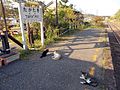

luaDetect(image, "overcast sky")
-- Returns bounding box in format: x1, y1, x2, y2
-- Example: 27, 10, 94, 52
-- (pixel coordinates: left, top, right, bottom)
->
42, 0, 120, 16
69, 0, 120, 16
10, 0, 120, 16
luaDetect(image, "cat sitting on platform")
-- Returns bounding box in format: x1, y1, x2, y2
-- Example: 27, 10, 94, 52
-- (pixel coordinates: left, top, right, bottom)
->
40, 49, 49, 58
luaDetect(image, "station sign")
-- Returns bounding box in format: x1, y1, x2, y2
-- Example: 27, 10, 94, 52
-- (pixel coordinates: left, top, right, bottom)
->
21, 6, 42, 22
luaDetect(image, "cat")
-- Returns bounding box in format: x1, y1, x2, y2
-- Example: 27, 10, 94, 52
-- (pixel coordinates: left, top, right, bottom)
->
52, 51, 61, 60
40, 49, 49, 58
80, 71, 98, 87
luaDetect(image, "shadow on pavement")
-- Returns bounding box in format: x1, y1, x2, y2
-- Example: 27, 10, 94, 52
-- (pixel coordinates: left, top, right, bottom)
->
0, 52, 114, 90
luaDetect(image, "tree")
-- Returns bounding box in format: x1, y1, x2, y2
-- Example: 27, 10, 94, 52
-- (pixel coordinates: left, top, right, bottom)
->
61, 0, 68, 4
69, 4, 73, 9
58, 1, 84, 29
44, 9, 55, 27
0, 1, 18, 18
92, 16, 104, 26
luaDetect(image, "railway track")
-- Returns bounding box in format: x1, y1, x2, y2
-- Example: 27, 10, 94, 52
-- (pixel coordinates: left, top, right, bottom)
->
107, 22, 120, 44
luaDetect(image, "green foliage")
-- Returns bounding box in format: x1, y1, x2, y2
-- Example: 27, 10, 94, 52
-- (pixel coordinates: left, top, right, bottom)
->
113, 9, 120, 20
31, 22, 40, 31
69, 4, 73, 9
87, 25, 105, 29
0, 3, 18, 18
0, 1, 19, 30
31, 39, 42, 48
0, 3, 2, 17
58, 3, 77, 29
46, 25, 59, 39
91, 16, 104, 27
81, 23, 90, 29
44, 25, 59, 45
44, 9, 55, 28
61, 0, 68, 4
12, 34, 22, 42
19, 49, 32, 59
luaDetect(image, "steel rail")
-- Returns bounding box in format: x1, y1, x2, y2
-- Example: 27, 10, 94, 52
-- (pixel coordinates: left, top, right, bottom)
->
107, 22, 120, 45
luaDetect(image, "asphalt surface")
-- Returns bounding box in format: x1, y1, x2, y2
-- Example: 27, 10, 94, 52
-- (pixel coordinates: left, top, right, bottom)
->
0, 29, 112, 90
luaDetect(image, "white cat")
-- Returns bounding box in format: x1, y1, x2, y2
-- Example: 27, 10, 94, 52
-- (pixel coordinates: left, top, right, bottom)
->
52, 51, 61, 60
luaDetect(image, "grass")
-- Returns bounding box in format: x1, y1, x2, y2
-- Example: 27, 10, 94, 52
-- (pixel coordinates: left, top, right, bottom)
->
11, 27, 20, 30
19, 49, 32, 59
85, 25, 105, 30
19, 49, 43, 60
44, 29, 79, 45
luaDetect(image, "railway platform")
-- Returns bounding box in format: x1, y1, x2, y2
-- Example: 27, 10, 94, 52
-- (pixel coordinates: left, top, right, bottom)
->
0, 28, 116, 90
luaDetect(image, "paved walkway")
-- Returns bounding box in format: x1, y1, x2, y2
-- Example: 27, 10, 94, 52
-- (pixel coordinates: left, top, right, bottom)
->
0, 29, 112, 90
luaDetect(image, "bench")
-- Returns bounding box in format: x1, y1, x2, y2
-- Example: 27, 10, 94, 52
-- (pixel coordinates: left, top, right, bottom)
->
0, 48, 20, 67
0, 57, 6, 66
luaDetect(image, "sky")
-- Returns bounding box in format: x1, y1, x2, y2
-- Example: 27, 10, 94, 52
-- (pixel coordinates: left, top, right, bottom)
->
9, 0, 120, 16
68, 0, 120, 16
41, 0, 120, 16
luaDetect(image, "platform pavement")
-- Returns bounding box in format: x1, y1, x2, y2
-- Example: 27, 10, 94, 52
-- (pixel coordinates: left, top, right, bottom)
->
0, 28, 115, 90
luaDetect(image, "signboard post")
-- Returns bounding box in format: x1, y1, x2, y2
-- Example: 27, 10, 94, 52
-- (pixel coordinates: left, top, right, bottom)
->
15, 0, 27, 50
40, 7, 44, 46
18, 2, 27, 50
40, 21, 44, 46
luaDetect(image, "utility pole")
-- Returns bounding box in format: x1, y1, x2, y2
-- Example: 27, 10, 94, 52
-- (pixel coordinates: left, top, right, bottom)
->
1, 0, 10, 54
55, 0, 58, 26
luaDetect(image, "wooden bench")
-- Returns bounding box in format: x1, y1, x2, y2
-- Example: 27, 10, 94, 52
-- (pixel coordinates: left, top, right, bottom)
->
0, 50, 20, 67
0, 57, 6, 66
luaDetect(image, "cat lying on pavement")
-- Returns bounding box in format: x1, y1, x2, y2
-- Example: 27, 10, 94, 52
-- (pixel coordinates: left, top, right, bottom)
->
52, 51, 61, 60
80, 71, 98, 87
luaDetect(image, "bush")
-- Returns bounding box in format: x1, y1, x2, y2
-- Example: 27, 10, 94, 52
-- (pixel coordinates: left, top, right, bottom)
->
45, 25, 59, 45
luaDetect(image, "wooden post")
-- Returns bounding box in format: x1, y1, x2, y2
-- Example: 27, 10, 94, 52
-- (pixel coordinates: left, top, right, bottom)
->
27, 22, 32, 46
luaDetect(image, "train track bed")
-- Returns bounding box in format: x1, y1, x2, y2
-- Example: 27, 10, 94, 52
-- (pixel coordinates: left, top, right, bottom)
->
108, 23, 120, 90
